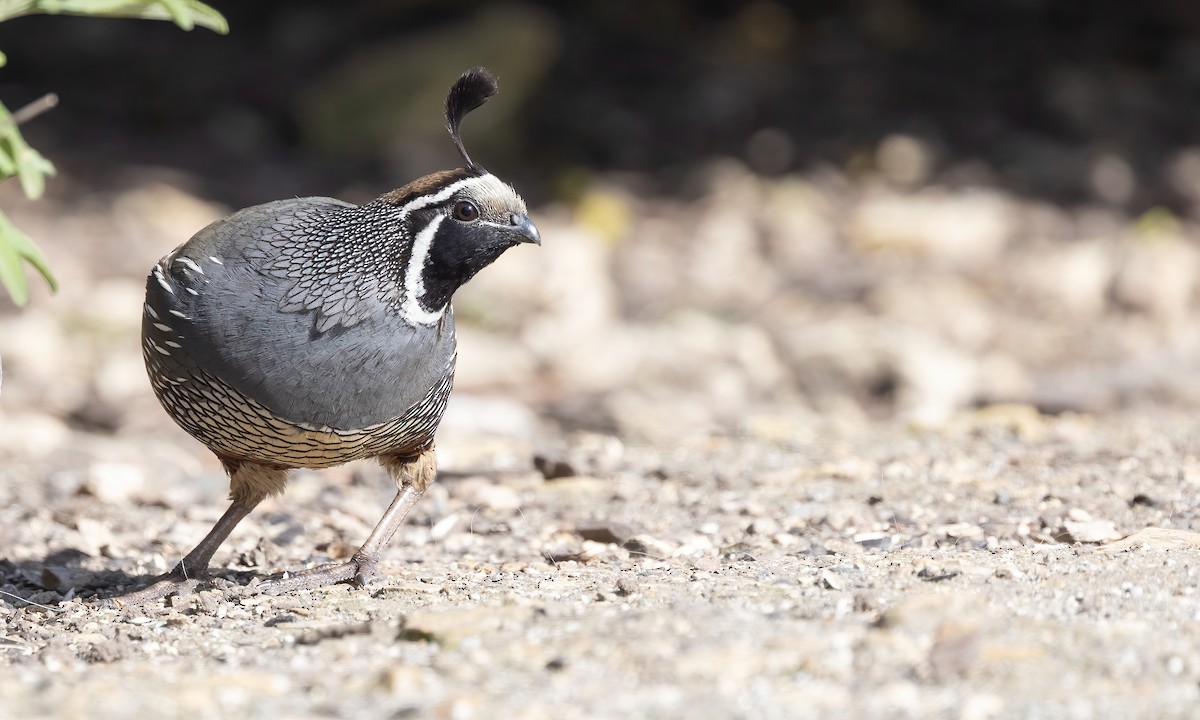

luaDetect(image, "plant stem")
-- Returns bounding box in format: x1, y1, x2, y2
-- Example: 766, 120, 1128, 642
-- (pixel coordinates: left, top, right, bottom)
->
6, 92, 57, 127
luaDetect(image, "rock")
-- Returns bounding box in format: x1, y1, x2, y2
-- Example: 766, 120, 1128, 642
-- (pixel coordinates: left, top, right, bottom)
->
776, 316, 980, 424
954, 404, 1049, 441
440, 395, 541, 441
623, 534, 676, 560
81, 462, 146, 505
468, 483, 522, 512
1012, 240, 1113, 318
536, 476, 608, 499
854, 532, 892, 550
847, 187, 1014, 267
465, 219, 636, 393
429, 513, 460, 542
533, 454, 576, 480
928, 619, 983, 682
748, 518, 782, 537
400, 606, 534, 647
868, 276, 994, 350
74, 517, 114, 557
879, 594, 950, 631
876, 134, 935, 187
684, 198, 778, 309
931, 523, 984, 541
760, 178, 836, 274
890, 331, 979, 425
1099, 527, 1200, 553
575, 520, 634, 546
1061, 518, 1121, 544
614, 575, 640, 596
76, 278, 144, 336
0, 410, 69, 457
565, 433, 626, 475
39, 567, 74, 591
451, 328, 538, 390
1113, 233, 1200, 320
820, 570, 844, 590
916, 563, 960, 582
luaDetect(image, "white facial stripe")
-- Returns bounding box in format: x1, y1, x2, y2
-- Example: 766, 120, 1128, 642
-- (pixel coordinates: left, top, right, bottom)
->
394, 173, 526, 219
393, 172, 525, 326
401, 214, 447, 325
395, 175, 491, 217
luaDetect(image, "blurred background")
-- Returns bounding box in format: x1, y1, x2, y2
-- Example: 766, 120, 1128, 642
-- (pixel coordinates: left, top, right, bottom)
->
3, 0, 1200, 468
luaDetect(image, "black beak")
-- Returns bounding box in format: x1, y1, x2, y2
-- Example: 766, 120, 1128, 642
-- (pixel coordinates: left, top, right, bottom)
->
510, 213, 541, 246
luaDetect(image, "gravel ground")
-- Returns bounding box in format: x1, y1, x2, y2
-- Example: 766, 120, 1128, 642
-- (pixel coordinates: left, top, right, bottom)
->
4, 406, 1200, 719
6, 163, 1200, 718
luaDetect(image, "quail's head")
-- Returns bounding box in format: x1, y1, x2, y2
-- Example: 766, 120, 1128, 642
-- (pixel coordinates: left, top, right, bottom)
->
382, 68, 540, 323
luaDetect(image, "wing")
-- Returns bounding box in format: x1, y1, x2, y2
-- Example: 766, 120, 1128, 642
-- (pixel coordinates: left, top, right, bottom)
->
239, 198, 405, 332
145, 197, 456, 430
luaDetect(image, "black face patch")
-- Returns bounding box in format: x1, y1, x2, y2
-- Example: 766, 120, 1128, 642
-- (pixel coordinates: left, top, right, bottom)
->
414, 209, 519, 313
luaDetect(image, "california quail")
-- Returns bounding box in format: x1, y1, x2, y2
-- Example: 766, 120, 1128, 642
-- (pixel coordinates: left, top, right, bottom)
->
118, 68, 539, 604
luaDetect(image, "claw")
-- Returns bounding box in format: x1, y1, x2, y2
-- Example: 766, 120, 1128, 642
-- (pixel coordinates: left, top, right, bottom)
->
256, 555, 382, 596
98, 573, 203, 608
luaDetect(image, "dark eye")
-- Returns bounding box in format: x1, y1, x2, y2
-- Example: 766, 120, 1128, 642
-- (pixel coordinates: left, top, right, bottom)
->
453, 200, 479, 222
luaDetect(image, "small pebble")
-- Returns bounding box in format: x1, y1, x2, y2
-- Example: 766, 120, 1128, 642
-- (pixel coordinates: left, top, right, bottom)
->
615, 576, 640, 596
577, 520, 634, 545
623, 535, 675, 559
820, 571, 844, 590
430, 513, 460, 541
533, 454, 576, 480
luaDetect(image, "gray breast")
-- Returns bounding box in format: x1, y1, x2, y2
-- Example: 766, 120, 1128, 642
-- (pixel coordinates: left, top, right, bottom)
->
147, 197, 456, 430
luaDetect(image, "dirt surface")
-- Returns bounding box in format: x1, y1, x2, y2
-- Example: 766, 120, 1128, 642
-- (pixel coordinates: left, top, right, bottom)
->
6, 158, 1200, 718
4, 406, 1200, 719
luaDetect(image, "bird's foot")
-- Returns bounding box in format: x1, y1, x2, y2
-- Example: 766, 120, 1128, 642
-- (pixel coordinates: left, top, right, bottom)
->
97, 567, 206, 608
256, 553, 381, 596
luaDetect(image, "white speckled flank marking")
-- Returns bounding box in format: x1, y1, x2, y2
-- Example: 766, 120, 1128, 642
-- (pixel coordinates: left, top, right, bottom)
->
168, 309, 190, 319
401, 214, 446, 326
175, 257, 204, 274
144, 303, 159, 320
185, 287, 199, 296
208, 256, 224, 265
153, 265, 174, 294
152, 322, 173, 333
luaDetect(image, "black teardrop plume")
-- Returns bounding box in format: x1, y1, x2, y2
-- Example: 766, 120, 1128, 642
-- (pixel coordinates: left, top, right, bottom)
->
445, 66, 498, 171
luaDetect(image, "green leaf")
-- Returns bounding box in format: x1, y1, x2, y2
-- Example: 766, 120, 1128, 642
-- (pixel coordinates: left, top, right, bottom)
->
0, 210, 56, 305
0, 130, 56, 200
16, 142, 54, 196
0, 144, 16, 176
157, 0, 191, 30
0, 219, 29, 305
0, 99, 58, 200
12, 141, 55, 199
30, 0, 229, 34
0, 248, 28, 305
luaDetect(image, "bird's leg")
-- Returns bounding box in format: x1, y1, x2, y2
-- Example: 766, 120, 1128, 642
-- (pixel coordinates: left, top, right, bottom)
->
257, 448, 437, 595
105, 460, 285, 606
